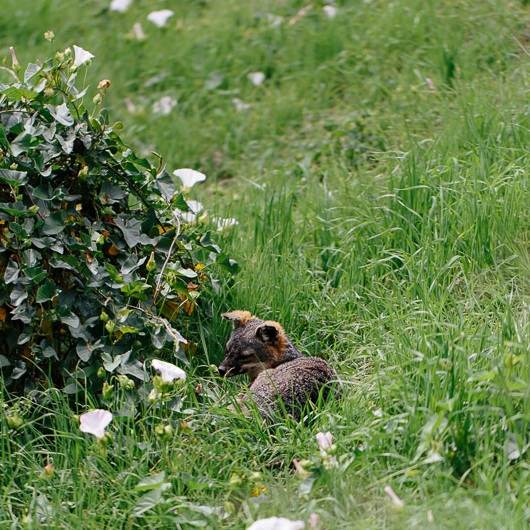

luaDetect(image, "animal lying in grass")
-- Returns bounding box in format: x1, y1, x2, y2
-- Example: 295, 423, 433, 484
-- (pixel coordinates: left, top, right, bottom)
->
218, 310, 334, 420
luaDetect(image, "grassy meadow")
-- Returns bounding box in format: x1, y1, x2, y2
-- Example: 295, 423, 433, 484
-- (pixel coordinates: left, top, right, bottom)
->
3, 0, 530, 527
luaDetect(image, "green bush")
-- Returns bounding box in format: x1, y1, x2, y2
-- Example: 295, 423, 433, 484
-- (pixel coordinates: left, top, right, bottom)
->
0, 45, 235, 396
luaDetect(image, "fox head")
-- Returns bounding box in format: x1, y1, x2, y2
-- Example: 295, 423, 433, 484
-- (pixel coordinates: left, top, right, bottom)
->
218, 310, 287, 383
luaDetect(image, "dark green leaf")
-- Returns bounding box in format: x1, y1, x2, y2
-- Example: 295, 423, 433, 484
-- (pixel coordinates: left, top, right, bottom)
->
36, 281, 57, 303
155, 169, 175, 201
4, 259, 20, 284
0, 169, 28, 186
42, 211, 67, 235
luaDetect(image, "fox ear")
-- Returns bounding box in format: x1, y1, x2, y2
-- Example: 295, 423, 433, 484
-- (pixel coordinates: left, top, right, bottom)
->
222, 310, 252, 330
256, 321, 283, 344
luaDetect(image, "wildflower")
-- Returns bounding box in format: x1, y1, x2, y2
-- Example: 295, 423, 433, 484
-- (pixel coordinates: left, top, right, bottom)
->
384, 485, 404, 508
246, 517, 305, 530
9, 47, 20, 72
323, 5, 338, 18
44, 30, 55, 42
109, 0, 131, 12
72, 45, 95, 70
187, 200, 204, 214
152, 359, 186, 382
152, 95, 177, 115
132, 22, 146, 40
315, 431, 338, 469
173, 168, 206, 188
315, 431, 333, 455
267, 14, 284, 28
79, 409, 113, 439
147, 9, 174, 27
232, 98, 251, 112
309, 514, 320, 529
248, 71, 265, 86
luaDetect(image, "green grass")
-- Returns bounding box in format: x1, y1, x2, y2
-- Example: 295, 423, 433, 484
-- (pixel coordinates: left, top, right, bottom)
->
3, 0, 530, 528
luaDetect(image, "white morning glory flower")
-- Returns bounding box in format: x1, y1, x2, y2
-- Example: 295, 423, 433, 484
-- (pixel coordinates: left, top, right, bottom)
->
248, 71, 265, 86
72, 45, 95, 70
384, 485, 404, 507
109, 0, 131, 13
315, 431, 333, 453
152, 359, 186, 382
132, 22, 146, 41
232, 98, 251, 112
147, 9, 174, 27
187, 200, 204, 214
173, 168, 207, 188
323, 5, 338, 18
80, 409, 113, 439
247, 517, 305, 530
152, 95, 178, 115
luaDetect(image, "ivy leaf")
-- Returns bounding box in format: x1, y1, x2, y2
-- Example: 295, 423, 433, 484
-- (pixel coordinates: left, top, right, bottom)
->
154, 169, 175, 201
24, 62, 42, 84
0, 169, 28, 186
134, 471, 167, 492
36, 281, 57, 303
59, 307, 80, 328
4, 259, 20, 284
45, 103, 74, 127
42, 211, 67, 235
132, 489, 164, 517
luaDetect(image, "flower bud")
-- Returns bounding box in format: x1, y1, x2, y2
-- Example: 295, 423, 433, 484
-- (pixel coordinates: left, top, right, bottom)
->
105, 320, 115, 334
102, 381, 114, 400
146, 251, 157, 273
44, 30, 55, 42
116, 374, 135, 391
96, 366, 106, 378
154, 423, 173, 442
229, 473, 243, 487
6, 413, 23, 429
39, 463, 55, 479
9, 47, 20, 72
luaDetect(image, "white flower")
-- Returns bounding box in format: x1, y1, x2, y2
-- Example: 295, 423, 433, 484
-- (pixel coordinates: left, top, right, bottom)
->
80, 409, 113, 439
132, 22, 146, 41
173, 168, 207, 188
232, 98, 251, 112
384, 485, 404, 507
152, 359, 186, 382
187, 200, 203, 214
323, 5, 338, 18
213, 216, 238, 231
147, 9, 174, 27
246, 517, 305, 530
72, 45, 95, 69
267, 14, 284, 28
315, 431, 333, 454
248, 72, 265, 86
109, 0, 131, 13
152, 95, 178, 115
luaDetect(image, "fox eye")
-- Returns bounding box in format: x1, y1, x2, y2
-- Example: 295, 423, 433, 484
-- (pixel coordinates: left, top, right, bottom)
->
241, 349, 256, 358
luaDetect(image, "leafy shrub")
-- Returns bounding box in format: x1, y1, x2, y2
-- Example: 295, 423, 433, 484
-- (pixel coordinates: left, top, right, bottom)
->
0, 46, 235, 396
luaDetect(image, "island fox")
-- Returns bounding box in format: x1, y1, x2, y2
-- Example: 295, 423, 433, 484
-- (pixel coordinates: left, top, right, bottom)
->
218, 310, 334, 420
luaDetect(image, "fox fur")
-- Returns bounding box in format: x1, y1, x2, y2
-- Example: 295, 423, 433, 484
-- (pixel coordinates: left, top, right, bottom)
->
219, 310, 334, 420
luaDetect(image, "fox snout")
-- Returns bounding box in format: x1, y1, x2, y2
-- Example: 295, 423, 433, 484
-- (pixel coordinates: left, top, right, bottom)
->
218, 362, 241, 378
